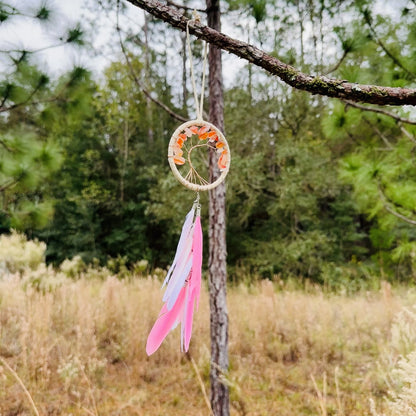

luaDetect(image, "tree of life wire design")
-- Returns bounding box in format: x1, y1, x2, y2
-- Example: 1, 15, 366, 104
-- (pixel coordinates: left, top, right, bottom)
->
168, 120, 230, 192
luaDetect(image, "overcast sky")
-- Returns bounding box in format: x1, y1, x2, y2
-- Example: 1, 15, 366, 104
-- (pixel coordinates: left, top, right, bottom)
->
0, 0, 245, 85
0, 0, 137, 76
0, 0, 405, 88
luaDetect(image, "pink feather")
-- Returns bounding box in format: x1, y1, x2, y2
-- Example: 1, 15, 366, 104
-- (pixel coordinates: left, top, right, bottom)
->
184, 215, 202, 351
146, 286, 187, 356
146, 209, 203, 356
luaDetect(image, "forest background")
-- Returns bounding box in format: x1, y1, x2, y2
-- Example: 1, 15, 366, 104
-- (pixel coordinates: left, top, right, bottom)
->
2, 0, 416, 289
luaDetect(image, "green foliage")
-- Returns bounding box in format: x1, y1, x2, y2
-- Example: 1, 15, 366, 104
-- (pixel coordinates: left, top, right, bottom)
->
1, 0, 416, 289
63, 24, 85, 45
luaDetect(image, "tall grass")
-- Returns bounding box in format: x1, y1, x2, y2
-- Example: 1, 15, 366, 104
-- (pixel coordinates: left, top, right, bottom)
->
0, 273, 412, 415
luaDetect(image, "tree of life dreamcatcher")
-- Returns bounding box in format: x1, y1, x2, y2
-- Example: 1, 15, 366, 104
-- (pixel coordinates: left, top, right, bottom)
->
146, 15, 231, 356
168, 119, 230, 192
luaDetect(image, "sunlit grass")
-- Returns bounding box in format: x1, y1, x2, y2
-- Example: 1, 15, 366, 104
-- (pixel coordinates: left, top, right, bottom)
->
0, 274, 414, 415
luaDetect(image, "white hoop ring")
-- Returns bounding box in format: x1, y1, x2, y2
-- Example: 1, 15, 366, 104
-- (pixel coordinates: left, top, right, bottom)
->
168, 120, 231, 192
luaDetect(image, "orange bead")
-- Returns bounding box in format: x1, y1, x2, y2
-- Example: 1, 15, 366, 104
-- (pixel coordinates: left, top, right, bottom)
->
190, 126, 199, 134
218, 153, 227, 170
216, 142, 224, 149
174, 147, 183, 157
177, 138, 184, 147
199, 132, 208, 140
198, 126, 209, 134
179, 133, 187, 140
174, 156, 185, 165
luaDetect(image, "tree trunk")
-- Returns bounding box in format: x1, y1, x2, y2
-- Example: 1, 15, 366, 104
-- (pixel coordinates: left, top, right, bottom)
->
206, 0, 229, 415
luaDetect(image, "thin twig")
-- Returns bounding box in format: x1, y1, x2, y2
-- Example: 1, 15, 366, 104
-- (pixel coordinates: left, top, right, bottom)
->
311, 373, 327, 416
79, 365, 99, 416
188, 355, 214, 416
323, 49, 348, 75
0, 42, 71, 55
0, 357, 41, 416
363, 118, 394, 149
400, 126, 416, 144
165, 0, 206, 13
383, 204, 416, 226
363, 11, 416, 81
343, 100, 416, 125
116, 0, 187, 123
334, 367, 344, 416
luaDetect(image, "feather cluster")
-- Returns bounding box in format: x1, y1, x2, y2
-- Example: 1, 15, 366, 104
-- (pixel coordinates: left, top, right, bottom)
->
146, 205, 202, 355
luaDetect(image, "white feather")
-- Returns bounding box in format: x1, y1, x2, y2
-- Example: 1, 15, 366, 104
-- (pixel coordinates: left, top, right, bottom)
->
162, 208, 194, 288
166, 254, 193, 311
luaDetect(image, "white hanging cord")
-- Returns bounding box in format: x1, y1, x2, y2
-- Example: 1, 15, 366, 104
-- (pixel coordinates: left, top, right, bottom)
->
186, 13, 209, 121
199, 42, 208, 119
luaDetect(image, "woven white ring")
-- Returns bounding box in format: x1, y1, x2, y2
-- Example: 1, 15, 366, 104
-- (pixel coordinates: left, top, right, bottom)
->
168, 120, 231, 192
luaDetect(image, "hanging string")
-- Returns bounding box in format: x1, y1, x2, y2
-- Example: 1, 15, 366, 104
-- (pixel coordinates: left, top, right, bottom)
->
186, 14, 209, 121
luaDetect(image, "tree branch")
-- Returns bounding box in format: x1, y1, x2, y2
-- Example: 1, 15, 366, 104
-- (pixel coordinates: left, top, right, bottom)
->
126, 0, 416, 106
344, 99, 416, 146
343, 100, 416, 125
0, 86, 65, 114
0, 81, 43, 113
378, 182, 416, 226
116, 0, 187, 123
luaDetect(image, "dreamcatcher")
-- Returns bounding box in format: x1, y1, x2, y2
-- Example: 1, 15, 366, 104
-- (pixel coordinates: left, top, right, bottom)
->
146, 18, 231, 355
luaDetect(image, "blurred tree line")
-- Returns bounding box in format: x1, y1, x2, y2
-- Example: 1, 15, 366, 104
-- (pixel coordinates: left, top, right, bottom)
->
1, 0, 416, 287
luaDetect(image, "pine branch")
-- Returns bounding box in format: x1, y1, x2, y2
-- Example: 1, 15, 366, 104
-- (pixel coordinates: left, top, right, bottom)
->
0, 81, 43, 113
126, 0, 416, 106
363, 10, 416, 81
0, 42, 70, 55
0, 179, 18, 192
383, 204, 416, 226
0, 139, 14, 152
378, 182, 416, 226
343, 100, 416, 125
0, 69, 82, 114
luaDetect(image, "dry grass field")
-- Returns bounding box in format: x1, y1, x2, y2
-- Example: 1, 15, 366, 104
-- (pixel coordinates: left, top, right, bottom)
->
0, 274, 415, 416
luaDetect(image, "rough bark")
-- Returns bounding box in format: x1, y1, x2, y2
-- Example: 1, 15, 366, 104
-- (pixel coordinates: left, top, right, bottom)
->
206, 0, 230, 415
125, 0, 416, 106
